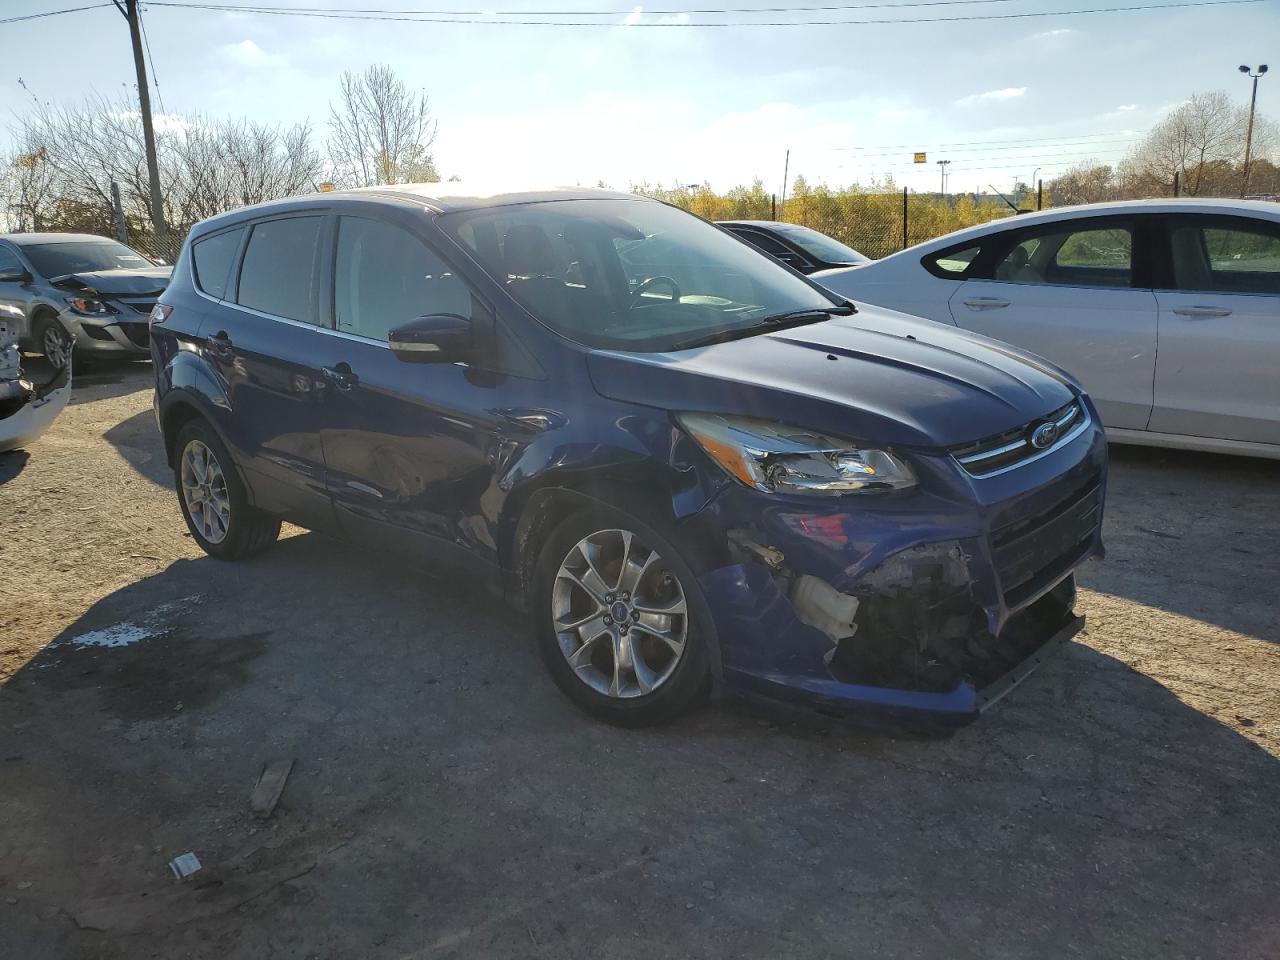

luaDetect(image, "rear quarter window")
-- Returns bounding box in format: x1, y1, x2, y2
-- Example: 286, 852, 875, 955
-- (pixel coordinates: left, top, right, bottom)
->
191, 227, 244, 300
923, 244, 981, 279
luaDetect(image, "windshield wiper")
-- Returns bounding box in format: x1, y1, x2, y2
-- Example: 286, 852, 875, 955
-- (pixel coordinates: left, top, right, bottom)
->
670, 302, 856, 351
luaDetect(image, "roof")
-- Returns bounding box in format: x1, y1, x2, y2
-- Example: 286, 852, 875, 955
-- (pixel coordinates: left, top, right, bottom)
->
889, 197, 1280, 257
192, 181, 644, 236
1, 232, 118, 245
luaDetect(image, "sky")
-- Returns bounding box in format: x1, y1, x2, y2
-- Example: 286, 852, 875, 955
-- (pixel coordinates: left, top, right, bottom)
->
2, 0, 1278, 195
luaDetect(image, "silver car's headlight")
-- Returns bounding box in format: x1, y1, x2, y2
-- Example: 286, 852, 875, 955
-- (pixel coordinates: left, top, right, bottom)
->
678, 413, 915, 496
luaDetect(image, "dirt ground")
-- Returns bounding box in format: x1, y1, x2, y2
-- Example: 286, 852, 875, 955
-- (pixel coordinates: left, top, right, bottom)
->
1, 361, 1277, 959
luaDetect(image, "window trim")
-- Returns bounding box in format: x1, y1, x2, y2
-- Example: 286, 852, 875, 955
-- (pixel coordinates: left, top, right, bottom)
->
1154, 213, 1280, 295
231, 212, 328, 325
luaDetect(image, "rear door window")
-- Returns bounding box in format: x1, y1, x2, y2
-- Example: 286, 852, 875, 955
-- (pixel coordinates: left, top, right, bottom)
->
334, 217, 472, 342
191, 227, 243, 300
993, 224, 1132, 288
236, 216, 323, 323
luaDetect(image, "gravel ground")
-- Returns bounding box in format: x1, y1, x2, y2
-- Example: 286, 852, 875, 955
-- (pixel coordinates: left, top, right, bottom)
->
1, 362, 1277, 959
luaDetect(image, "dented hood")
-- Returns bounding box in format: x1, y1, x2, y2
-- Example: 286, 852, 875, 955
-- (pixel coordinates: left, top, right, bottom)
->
587, 306, 1078, 449
50, 267, 172, 297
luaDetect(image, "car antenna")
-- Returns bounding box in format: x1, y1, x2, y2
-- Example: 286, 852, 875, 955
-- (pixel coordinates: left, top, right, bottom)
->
988, 185, 1031, 215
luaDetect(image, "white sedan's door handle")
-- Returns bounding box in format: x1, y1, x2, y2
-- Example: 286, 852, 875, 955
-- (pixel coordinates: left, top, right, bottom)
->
1172, 305, 1232, 318
962, 297, 1011, 310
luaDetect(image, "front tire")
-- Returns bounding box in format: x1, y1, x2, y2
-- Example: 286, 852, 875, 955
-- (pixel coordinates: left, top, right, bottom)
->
174, 419, 280, 560
34, 315, 72, 370
533, 504, 713, 727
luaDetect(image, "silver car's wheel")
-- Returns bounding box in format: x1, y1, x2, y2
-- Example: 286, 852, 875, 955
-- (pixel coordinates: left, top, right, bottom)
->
41, 322, 71, 370
179, 439, 231, 545
552, 528, 689, 699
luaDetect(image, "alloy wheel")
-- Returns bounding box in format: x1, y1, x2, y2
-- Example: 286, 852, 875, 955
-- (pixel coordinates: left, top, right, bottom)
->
552, 528, 689, 698
42, 324, 70, 370
180, 439, 231, 544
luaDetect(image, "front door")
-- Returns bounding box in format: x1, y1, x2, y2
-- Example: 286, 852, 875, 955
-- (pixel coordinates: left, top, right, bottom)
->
948, 217, 1158, 431
1149, 215, 1280, 445
206, 213, 334, 529
316, 214, 505, 563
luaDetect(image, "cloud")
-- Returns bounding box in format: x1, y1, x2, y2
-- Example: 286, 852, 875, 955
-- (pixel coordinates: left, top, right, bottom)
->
956, 87, 1027, 106
875, 107, 916, 121
1115, 104, 1138, 112
107, 110, 194, 134
1032, 28, 1075, 39
222, 39, 283, 68
622, 5, 643, 26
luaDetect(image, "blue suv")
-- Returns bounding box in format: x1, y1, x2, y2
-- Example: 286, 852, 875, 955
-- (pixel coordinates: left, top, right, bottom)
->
151, 186, 1106, 728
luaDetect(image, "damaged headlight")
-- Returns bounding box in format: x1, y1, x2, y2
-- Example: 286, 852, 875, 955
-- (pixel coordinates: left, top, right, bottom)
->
679, 413, 915, 495
64, 296, 113, 317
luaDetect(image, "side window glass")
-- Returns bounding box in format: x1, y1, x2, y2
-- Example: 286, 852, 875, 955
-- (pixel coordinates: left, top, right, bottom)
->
995, 226, 1131, 288
191, 227, 243, 300
237, 217, 323, 323
736, 230, 789, 256
1191, 224, 1280, 295
0, 246, 24, 276
335, 217, 472, 342
925, 245, 980, 279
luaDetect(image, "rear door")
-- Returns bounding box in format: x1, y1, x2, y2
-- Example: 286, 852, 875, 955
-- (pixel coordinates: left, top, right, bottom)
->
204, 213, 334, 528
947, 216, 1158, 431
1149, 214, 1280, 445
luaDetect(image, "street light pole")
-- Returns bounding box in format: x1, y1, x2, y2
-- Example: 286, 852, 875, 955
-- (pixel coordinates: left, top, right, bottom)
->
1239, 63, 1268, 199
937, 159, 951, 197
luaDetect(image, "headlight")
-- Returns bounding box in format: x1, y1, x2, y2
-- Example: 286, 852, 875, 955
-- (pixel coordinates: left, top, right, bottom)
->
679, 413, 915, 496
65, 296, 112, 316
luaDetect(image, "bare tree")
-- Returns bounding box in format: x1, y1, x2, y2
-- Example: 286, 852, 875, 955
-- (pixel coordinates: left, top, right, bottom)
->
1046, 161, 1122, 206
1124, 91, 1276, 196
327, 64, 437, 187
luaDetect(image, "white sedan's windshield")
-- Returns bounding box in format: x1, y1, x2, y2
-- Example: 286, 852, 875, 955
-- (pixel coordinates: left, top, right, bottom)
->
442, 199, 840, 351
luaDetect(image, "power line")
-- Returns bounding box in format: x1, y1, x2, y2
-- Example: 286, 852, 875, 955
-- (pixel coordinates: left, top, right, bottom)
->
831, 138, 1135, 159
143, 0, 1267, 27
1, 3, 114, 24
139, 2, 166, 114
835, 131, 1137, 150
134, 0, 1027, 14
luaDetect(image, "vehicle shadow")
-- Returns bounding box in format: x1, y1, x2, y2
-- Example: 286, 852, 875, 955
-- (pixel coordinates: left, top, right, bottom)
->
0, 449, 30, 485
1, 528, 1277, 958
103, 408, 170, 487
1082, 441, 1280, 643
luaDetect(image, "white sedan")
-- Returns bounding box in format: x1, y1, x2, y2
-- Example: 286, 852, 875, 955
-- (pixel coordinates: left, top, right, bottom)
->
814, 198, 1280, 460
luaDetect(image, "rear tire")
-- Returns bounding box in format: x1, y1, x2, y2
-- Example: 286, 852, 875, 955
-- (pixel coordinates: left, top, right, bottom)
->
532, 503, 714, 727
174, 419, 280, 560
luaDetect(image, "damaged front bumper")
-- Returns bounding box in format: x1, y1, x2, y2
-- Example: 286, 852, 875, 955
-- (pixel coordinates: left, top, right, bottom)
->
694, 418, 1107, 727
1, 357, 72, 453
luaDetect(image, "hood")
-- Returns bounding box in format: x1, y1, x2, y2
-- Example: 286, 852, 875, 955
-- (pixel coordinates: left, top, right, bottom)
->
50, 267, 172, 297
588, 306, 1077, 449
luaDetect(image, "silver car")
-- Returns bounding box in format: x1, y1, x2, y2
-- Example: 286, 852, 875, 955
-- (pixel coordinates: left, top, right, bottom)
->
0, 233, 172, 368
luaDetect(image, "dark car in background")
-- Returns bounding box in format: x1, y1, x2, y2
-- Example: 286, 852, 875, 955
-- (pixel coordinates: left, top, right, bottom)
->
0, 233, 171, 369
151, 185, 1105, 729
719, 220, 870, 274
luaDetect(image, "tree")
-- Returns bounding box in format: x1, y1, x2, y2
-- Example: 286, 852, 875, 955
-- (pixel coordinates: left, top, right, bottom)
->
1047, 162, 1122, 206
327, 65, 437, 188
1124, 90, 1276, 196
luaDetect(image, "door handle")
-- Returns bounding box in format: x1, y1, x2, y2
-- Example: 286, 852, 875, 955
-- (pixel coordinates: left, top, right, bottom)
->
205, 330, 233, 358
321, 363, 358, 391
962, 297, 1011, 310
1172, 305, 1231, 318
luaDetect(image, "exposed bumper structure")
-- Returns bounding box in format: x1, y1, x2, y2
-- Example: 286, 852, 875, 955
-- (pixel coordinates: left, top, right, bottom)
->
58, 310, 152, 359
1, 358, 72, 454
694, 415, 1107, 727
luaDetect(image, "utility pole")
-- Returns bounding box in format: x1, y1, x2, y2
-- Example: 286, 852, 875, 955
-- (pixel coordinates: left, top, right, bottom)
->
936, 159, 950, 197
779, 149, 790, 218
1238, 64, 1268, 198
113, 0, 167, 252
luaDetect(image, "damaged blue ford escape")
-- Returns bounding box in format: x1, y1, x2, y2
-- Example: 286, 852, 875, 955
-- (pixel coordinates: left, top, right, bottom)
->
151, 185, 1106, 728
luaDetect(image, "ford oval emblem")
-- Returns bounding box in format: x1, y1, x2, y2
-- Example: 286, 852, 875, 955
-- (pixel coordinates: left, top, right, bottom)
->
1030, 422, 1059, 449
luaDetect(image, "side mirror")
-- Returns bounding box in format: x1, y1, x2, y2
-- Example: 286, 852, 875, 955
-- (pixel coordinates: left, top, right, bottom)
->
388, 313, 473, 364
0, 269, 32, 283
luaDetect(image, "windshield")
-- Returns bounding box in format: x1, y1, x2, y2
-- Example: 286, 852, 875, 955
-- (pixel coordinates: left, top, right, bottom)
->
22, 240, 153, 278
441, 199, 841, 351
769, 223, 869, 265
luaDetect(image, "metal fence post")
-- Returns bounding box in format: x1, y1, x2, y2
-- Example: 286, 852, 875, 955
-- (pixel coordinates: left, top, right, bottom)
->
771, 194, 777, 220
1173, 171, 1180, 197
1037, 179, 1043, 211
110, 181, 128, 244
902, 187, 908, 250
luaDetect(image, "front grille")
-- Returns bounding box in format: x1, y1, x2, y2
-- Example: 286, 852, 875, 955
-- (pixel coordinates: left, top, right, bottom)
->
120, 322, 150, 348
991, 473, 1102, 606
951, 400, 1088, 478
